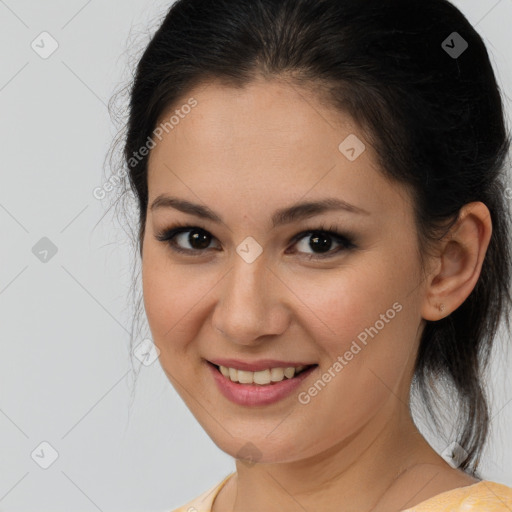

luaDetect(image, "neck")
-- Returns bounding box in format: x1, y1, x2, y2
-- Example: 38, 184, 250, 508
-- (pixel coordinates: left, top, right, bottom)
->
216, 402, 444, 512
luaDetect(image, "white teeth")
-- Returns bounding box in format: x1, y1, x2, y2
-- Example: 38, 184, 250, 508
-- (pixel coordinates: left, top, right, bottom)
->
253, 369, 270, 385
270, 367, 285, 382
284, 367, 296, 379
217, 364, 308, 385
237, 370, 254, 384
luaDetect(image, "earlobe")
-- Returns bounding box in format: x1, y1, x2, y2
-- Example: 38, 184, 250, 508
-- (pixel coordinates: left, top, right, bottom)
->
421, 202, 492, 321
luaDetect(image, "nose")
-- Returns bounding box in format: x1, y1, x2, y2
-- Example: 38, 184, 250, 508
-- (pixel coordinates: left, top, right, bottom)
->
212, 255, 290, 346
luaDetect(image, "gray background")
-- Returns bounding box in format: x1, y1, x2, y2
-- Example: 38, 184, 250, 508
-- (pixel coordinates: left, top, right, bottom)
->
0, 1, 511, 511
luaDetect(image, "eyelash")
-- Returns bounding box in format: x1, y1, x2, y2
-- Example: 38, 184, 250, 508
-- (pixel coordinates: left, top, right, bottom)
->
154, 221, 357, 260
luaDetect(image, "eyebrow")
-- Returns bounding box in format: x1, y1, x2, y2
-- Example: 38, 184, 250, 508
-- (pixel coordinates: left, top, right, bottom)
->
149, 195, 370, 228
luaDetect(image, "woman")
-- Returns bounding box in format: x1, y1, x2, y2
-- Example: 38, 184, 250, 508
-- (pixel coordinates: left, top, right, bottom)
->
115, 0, 512, 510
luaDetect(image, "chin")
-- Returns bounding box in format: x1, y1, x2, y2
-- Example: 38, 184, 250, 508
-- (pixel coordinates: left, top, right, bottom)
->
209, 431, 312, 465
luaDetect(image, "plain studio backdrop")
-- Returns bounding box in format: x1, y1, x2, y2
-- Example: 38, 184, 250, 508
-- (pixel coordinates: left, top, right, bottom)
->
0, 1, 511, 511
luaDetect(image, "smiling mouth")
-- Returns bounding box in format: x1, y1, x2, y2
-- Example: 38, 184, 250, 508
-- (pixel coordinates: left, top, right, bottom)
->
209, 361, 318, 386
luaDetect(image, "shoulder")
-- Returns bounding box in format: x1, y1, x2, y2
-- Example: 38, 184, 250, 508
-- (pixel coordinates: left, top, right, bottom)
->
169, 472, 235, 512
401, 480, 512, 512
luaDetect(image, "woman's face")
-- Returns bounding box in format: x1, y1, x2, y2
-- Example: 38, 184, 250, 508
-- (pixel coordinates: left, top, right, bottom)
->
142, 77, 429, 463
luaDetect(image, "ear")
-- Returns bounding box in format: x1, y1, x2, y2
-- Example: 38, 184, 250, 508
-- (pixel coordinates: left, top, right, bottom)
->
421, 201, 493, 321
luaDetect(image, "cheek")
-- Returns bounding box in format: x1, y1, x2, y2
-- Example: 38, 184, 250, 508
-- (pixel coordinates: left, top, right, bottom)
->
291, 257, 411, 350
141, 246, 194, 348
141, 247, 221, 361
289, 254, 421, 414
289, 269, 416, 446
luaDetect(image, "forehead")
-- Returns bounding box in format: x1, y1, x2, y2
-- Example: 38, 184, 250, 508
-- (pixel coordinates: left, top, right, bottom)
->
147, 78, 412, 221
154, 77, 361, 158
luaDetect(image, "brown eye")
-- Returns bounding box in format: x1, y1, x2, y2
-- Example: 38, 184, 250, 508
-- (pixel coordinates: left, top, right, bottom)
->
180, 229, 212, 250
291, 229, 355, 259
155, 225, 219, 256
156, 223, 356, 259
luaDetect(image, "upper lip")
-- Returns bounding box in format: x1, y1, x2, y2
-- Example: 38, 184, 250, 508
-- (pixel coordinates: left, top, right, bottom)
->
207, 358, 317, 372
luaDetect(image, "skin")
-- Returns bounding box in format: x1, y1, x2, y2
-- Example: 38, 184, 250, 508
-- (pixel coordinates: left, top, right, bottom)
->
142, 77, 491, 512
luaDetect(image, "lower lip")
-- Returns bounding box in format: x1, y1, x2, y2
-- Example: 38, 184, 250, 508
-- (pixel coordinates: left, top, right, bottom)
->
207, 362, 318, 406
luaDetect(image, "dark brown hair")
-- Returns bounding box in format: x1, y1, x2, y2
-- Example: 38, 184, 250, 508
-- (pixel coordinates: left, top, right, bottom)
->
108, 0, 512, 475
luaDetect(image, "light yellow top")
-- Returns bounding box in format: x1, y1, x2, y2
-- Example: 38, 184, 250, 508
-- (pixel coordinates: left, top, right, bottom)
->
170, 472, 512, 512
